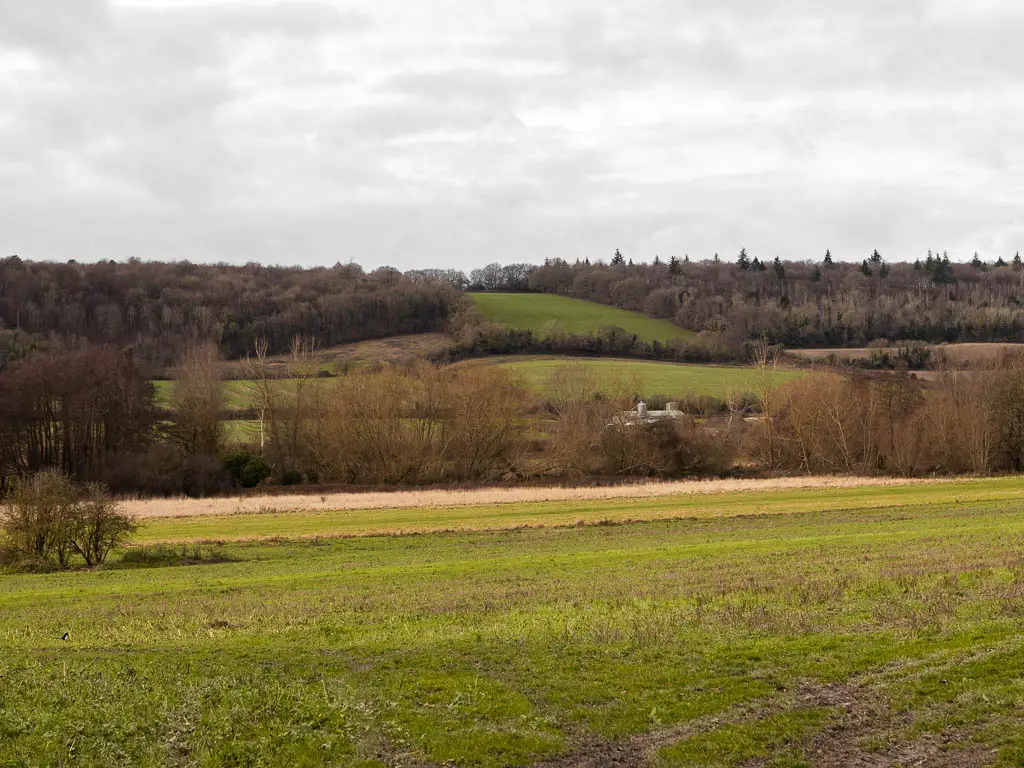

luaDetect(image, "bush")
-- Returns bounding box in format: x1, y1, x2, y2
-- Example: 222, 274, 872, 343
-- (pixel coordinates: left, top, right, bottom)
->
224, 451, 272, 488
68, 485, 138, 567
279, 469, 304, 486
1, 473, 136, 568
0, 470, 77, 566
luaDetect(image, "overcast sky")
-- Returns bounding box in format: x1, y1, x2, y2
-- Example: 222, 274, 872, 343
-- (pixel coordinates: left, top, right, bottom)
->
2, 0, 1022, 270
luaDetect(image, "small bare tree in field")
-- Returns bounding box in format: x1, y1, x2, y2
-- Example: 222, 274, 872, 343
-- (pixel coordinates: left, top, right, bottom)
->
1, 470, 77, 566
2, 472, 135, 567
69, 484, 137, 567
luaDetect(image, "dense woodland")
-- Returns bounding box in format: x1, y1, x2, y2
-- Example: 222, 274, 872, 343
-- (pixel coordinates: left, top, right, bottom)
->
473, 250, 1024, 347
2, 252, 1022, 372
0, 256, 457, 368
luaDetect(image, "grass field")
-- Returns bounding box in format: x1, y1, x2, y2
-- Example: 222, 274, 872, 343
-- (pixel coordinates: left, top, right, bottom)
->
487, 357, 805, 399
153, 379, 335, 412
3, 477, 1024, 766
155, 357, 804, 413
469, 293, 695, 343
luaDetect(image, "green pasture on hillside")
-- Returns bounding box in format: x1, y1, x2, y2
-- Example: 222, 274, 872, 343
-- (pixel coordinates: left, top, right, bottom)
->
491, 357, 805, 399
3, 478, 1024, 765
469, 293, 695, 343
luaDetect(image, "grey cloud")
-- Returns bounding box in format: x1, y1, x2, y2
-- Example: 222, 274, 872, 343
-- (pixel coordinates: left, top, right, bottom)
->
1, 0, 1022, 268
0, 0, 109, 56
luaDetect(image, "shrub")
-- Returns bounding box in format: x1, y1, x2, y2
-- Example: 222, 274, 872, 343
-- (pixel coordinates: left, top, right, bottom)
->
0, 470, 78, 566
1, 473, 136, 568
224, 451, 272, 488
280, 469, 304, 486
68, 485, 138, 567
242, 457, 272, 488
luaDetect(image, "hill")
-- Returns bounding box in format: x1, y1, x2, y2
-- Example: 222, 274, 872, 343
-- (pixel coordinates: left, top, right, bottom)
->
469, 293, 695, 343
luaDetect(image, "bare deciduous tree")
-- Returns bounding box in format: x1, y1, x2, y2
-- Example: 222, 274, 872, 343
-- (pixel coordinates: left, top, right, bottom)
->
69, 484, 137, 567
169, 342, 225, 457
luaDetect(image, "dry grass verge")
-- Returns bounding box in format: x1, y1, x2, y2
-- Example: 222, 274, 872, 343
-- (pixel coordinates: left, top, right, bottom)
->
124, 475, 972, 520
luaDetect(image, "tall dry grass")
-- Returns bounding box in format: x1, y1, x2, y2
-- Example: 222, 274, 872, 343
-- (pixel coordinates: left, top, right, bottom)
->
124, 475, 963, 520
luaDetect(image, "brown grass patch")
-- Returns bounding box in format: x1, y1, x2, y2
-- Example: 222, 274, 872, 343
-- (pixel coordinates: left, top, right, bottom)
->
124, 476, 964, 520
214, 333, 452, 377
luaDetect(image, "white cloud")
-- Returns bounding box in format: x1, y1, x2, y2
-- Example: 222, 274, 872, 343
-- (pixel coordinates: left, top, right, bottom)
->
1, 0, 1022, 268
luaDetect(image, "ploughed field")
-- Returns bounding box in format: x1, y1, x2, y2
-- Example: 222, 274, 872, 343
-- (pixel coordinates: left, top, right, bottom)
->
4, 477, 1024, 766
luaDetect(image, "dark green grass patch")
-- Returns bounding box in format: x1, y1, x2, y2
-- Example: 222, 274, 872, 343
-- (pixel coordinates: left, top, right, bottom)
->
112, 543, 238, 569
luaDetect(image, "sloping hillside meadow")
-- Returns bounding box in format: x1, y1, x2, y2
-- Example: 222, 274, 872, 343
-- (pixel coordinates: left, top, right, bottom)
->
2, 477, 1024, 766
489, 357, 804, 399
469, 293, 695, 343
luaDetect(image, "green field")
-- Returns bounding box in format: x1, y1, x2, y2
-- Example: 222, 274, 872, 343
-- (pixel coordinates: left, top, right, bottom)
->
153, 379, 334, 412
4, 478, 1024, 766
469, 293, 695, 343
155, 357, 802, 411
491, 357, 805, 399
